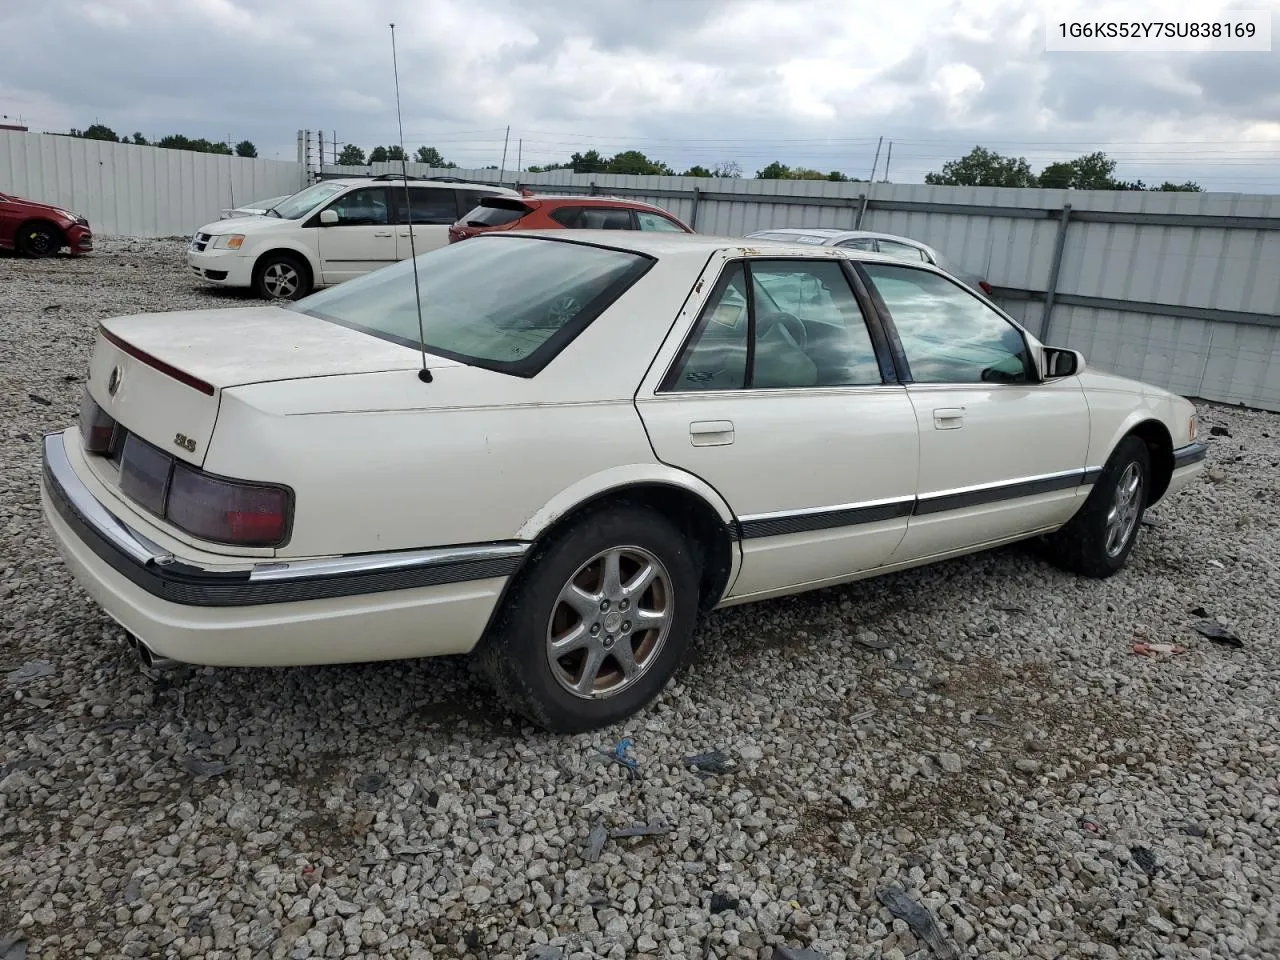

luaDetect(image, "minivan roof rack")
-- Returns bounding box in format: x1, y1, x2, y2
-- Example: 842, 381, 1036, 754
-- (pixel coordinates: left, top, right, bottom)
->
370, 172, 423, 181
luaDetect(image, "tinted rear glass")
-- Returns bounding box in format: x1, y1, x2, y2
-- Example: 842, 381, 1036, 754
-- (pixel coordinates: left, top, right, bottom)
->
294, 236, 654, 377
459, 203, 529, 227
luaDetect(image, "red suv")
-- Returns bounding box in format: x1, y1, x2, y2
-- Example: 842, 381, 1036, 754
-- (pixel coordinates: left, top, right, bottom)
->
0, 191, 93, 256
449, 193, 693, 242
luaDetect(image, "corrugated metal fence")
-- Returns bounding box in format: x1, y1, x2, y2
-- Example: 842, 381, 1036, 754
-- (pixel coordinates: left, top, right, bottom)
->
327, 162, 1280, 411
1, 130, 303, 239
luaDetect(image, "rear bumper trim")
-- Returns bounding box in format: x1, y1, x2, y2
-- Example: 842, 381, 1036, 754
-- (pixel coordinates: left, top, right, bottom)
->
42, 431, 527, 608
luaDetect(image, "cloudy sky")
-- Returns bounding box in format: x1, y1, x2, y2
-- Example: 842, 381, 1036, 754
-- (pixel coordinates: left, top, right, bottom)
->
2, 0, 1278, 191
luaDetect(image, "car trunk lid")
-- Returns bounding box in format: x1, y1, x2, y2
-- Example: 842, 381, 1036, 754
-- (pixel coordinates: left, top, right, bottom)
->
87, 305, 456, 467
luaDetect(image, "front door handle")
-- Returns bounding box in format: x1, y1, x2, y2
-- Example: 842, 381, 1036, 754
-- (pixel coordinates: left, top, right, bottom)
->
690, 420, 734, 446
933, 407, 965, 430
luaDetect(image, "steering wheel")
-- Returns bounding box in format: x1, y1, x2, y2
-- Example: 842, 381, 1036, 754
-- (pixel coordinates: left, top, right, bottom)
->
755, 311, 807, 352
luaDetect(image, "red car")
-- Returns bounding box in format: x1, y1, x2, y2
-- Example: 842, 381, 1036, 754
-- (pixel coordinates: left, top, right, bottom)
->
449, 193, 693, 243
0, 191, 93, 256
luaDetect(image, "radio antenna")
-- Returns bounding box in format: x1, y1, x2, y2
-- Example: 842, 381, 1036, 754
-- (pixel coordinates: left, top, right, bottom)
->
390, 22, 432, 384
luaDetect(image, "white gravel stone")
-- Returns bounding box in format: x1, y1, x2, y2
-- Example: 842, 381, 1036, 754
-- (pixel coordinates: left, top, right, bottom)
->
1, 238, 1278, 958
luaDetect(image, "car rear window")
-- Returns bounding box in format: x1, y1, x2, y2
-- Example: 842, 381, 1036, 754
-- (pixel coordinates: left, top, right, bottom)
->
459, 197, 532, 227
294, 236, 655, 377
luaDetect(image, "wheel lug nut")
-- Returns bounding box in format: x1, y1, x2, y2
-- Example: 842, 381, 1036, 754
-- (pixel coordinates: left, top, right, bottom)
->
621, 621, 631, 632
600, 600, 610, 611
590, 624, 600, 635
620, 599, 630, 611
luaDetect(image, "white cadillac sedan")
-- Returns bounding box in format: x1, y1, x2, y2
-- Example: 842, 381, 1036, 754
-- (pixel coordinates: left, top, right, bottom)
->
41, 232, 1206, 732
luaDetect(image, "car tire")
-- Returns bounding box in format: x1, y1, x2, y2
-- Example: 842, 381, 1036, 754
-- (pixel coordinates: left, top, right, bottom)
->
253, 252, 311, 301
1040, 434, 1151, 578
476, 502, 702, 734
19, 222, 62, 257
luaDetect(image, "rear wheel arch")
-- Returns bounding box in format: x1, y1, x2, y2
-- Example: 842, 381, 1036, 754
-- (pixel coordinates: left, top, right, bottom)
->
503, 482, 738, 623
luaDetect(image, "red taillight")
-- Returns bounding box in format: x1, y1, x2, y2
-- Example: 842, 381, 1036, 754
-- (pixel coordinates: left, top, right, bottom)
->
167, 462, 290, 547
979, 280, 993, 295
78, 390, 117, 453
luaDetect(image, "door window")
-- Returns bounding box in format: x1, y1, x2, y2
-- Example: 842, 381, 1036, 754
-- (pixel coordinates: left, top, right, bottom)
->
635, 211, 685, 231
326, 188, 389, 226
836, 237, 876, 251
862, 262, 1030, 384
664, 260, 883, 391
396, 188, 461, 225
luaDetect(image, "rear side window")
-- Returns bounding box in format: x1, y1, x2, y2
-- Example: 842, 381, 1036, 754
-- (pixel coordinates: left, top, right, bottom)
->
460, 199, 531, 227
549, 207, 586, 228
396, 187, 461, 225
551, 206, 634, 230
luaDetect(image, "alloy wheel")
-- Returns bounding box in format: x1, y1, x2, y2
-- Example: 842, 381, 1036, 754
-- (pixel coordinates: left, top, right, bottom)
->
545, 545, 674, 699
1104, 461, 1144, 557
262, 262, 300, 299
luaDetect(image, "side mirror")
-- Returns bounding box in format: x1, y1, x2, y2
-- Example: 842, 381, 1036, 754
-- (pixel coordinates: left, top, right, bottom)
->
1043, 346, 1084, 378
319, 209, 339, 225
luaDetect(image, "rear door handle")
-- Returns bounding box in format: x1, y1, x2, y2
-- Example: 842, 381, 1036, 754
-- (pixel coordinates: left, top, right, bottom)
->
933, 407, 965, 430
373, 230, 393, 237
690, 420, 734, 446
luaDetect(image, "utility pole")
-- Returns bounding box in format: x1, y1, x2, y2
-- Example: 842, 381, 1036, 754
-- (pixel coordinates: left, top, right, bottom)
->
516, 138, 522, 179
332, 130, 337, 166
318, 131, 325, 173
883, 141, 893, 182
868, 135, 883, 182
498, 124, 510, 186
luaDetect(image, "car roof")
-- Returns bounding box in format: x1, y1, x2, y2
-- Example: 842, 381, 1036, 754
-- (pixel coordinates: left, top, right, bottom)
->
746, 227, 934, 249
491, 229, 923, 266
321, 176, 518, 192
746, 227, 848, 239
521, 194, 672, 209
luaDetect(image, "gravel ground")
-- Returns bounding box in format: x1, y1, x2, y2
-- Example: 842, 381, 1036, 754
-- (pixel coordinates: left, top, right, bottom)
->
2, 238, 1278, 960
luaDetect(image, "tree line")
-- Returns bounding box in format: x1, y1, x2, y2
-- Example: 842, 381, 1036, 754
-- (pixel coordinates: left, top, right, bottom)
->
526, 152, 859, 180
357, 142, 1197, 192
341, 144, 857, 181
65, 123, 257, 158
925, 146, 1202, 192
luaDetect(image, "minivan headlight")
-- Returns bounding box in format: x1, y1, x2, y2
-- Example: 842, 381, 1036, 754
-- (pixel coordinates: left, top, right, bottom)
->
212, 234, 245, 250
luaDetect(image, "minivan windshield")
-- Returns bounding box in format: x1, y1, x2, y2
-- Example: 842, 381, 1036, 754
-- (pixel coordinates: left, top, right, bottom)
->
293, 236, 655, 376
268, 182, 347, 219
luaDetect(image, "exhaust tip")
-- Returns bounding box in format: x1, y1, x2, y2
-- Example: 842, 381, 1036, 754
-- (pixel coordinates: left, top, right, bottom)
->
124, 632, 179, 671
